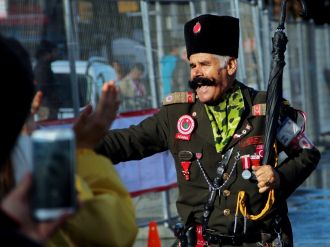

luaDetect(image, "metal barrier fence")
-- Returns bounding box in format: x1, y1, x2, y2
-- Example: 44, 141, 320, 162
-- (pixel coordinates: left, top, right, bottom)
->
1, 0, 328, 141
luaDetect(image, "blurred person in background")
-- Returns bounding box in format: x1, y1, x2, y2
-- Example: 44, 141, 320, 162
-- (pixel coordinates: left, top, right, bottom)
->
119, 62, 147, 112
111, 60, 125, 82
160, 44, 179, 98
172, 46, 191, 93
34, 40, 59, 120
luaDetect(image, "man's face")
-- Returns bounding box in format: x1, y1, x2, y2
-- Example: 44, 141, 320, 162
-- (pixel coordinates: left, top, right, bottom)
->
189, 53, 233, 104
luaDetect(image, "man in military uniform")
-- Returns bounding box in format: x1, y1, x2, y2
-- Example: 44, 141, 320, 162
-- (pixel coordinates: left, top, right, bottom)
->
91, 15, 320, 246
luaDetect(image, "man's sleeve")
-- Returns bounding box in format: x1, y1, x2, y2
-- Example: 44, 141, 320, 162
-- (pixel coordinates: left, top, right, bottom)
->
276, 147, 320, 198
275, 103, 321, 198
95, 106, 170, 164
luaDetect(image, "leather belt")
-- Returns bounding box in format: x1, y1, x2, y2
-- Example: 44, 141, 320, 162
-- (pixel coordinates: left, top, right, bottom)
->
175, 223, 264, 247
203, 229, 261, 245
200, 226, 262, 246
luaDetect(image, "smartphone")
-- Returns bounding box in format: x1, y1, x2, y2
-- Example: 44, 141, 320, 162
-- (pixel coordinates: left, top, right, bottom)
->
31, 128, 76, 221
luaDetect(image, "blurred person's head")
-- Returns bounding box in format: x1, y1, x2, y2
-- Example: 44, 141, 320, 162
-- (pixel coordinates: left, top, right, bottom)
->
130, 63, 144, 81
35, 39, 58, 62
0, 35, 35, 166
179, 46, 188, 61
112, 60, 124, 81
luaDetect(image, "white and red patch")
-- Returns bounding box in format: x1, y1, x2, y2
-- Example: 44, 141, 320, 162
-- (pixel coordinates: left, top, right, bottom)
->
176, 115, 195, 141
177, 115, 195, 135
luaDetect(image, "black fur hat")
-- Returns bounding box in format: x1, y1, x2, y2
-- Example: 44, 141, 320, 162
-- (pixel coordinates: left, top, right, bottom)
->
184, 14, 239, 59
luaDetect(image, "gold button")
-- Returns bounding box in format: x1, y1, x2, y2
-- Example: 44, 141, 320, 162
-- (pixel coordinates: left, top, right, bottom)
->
223, 209, 231, 216
223, 190, 230, 197
223, 173, 229, 181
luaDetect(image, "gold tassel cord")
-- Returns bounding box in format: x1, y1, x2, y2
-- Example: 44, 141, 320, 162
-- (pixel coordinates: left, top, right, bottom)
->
237, 190, 275, 221
236, 143, 278, 221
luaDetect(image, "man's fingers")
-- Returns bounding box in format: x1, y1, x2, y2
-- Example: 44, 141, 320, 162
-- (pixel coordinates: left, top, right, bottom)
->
76, 105, 93, 124
257, 179, 270, 193
81, 104, 93, 117
73, 104, 93, 135
96, 82, 119, 123
251, 165, 260, 172
258, 186, 269, 193
31, 91, 43, 114
253, 165, 279, 193
37, 211, 73, 242
104, 80, 116, 88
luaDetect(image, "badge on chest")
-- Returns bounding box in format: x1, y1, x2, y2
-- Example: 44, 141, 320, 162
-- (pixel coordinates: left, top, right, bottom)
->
176, 114, 195, 141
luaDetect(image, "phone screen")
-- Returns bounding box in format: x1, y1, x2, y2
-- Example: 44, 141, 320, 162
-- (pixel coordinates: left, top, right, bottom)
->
31, 128, 76, 221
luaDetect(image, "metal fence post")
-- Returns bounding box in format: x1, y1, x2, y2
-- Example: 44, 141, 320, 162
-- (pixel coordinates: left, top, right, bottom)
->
251, 1, 265, 90
155, 1, 164, 99
200, 0, 207, 14
233, 0, 247, 82
314, 23, 330, 142
161, 189, 171, 228
63, 0, 80, 117
141, 0, 171, 228
189, 1, 196, 19
307, 21, 320, 143
324, 24, 330, 70
297, 20, 317, 141
141, 0, 159, 108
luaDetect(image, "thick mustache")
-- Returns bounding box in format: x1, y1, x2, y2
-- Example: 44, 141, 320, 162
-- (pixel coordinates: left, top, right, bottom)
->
188, 77, 216, 90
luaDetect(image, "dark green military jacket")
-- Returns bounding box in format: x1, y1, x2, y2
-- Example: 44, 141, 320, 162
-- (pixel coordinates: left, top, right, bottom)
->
96, 81, 320, 244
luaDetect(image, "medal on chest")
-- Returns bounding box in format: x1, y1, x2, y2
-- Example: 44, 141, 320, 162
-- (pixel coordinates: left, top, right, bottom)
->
178, 150, 197, 181
241, 155, 252, 180
176, 114, 195, 141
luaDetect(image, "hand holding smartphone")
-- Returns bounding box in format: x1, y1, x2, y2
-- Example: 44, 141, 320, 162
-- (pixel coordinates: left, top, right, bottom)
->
31, 128, 76, 221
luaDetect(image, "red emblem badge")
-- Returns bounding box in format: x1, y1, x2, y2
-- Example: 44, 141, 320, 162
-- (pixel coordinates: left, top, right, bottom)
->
181, 161, 192, 180
193, 22, 201, 34
253, 104, 261, 116
250, 154, 261, 167
187, 92, 194, 103
176, 115, 195, 141
195, 153, 202, 160
255, 144, 264, 158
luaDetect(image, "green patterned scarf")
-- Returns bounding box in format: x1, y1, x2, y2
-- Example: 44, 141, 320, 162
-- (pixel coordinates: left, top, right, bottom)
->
205, 84, 245, 153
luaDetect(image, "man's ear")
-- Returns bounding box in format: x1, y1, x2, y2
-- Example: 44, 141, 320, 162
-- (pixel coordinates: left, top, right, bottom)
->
226, 58, 237, 76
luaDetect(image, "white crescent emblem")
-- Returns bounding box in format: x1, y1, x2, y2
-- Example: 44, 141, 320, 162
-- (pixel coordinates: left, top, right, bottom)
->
177, 115, 195, 135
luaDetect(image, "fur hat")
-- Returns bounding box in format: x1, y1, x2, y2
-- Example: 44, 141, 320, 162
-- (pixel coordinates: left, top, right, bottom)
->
184, 14, 239, 59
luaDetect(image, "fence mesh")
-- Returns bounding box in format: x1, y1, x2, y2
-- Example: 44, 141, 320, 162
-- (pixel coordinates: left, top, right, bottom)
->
2, 1, 329, 138
0, 2, 329, 131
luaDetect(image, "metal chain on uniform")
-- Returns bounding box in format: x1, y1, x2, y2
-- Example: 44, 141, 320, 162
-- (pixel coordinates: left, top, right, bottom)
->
196, 148, 241, 245
196, 150, 240, 194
